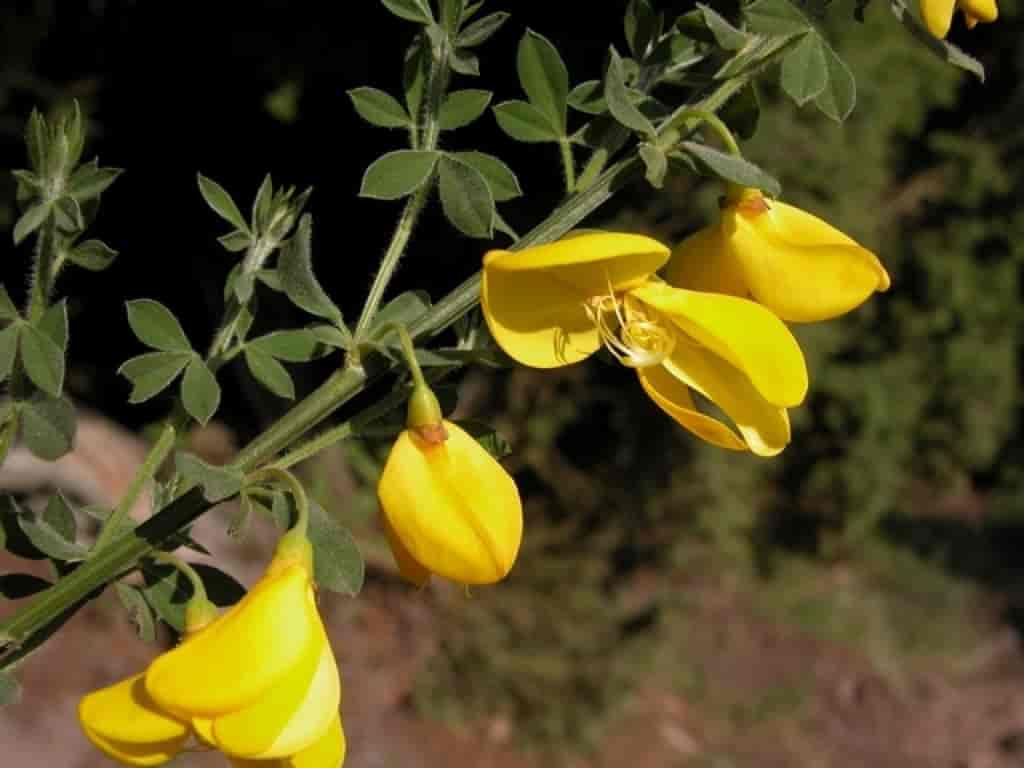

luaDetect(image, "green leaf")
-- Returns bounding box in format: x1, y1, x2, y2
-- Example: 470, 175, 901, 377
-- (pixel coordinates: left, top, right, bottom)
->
308, 500, 364, 596
439, 89, 493, 130
25, 109, 47, 175
517, 29, 569, 133
698, 4, 749, 50
438, 155, 494, 239
175, 451, 244, 503
0, 285, 18, 321
493, 100, 560, 142
249, 329, 323, 362
126, 299, 193, 353
277, 215, 344, 324
639, 142, 668, 189
456, 419, 512, 459
181, 357, 221, 426
679, 141, 782, 198
743, 0, 812, 35
381, 0, 433, 23
441, 0, 465, 32
217, 230, 252, 253
568, 81, 608, 115
624, 0, 662, 58
54, 195, 84, 233
139, 565, 189, 632
0, 573, 51, 599
66, 162, 123, 203
309, 324, 352, 350
456, 11, 509, 47
44, 492, 76, 543
369, 291, 431, 341
780, 32, 828, 106
19, 513, 86, 561
20, 324, 64, 397
66, 239, 118, 271
245, 347, 295, 399
604, 48, 655, 137
403, 36, 428, 117
64, 100, 86, 169
197, 174, 250, 233
814, 39, 856, 121
20, 393, 75, 461
450, 48, 481, 76
118, 351, 191, 403
38, 300, 68, 352
888, 0, 984, 80
359, 150, 439, 200
13, 201, 52, 246
450, 151, 522, 202
115, 583, 156, 643
347, 87, 411, 129
0, 325, 19, 384
252, 174, 274, 234
0, 671, 20, 707
714, 31, 807, 80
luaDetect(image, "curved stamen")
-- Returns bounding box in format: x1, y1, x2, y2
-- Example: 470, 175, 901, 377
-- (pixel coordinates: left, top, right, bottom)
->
584, 290, 675, 369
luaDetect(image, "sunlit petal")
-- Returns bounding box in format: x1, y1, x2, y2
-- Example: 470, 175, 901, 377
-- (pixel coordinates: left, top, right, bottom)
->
636, 366, 747, 451
630, 281, 808, 408
664, 225, 749, 297
378, 421, 522, 585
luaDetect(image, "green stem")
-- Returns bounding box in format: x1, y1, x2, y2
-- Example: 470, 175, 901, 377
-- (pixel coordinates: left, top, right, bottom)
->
659, 107, 742, 157
25, 214, 58, 325
559, 137, 576, 195
386, 323, 426, 389
91, 424, 176, 554
352, 27, 451, 343
0, 75, 747, 668
247, 466, 309, 537
151, 551, 208, 604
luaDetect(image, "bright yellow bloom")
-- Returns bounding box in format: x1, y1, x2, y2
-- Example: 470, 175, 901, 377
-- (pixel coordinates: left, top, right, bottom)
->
666, 190, 890, 323
79, 549, 344, 767
378, 420, 523, 585
230, 714, 346, 768
79, 674, 190, 767
481, 233, 808, 456
920, 0, 997, 38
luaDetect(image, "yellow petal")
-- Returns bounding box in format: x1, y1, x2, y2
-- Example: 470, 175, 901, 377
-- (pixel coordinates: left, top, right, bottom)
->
78, 674, 189, 767
381, 512, 431, 587
229, 715, 346, 768
146, 564, 318, 717
378, 421, 523, 585
482, 233, 669, 368
958, 0, 997, 24
920, 0, 956, 35
636, 366, 747, 451
213, 627, 339, 758
661, 347, 792, 457
723, 199, 890, 323
663, 225, 749, 297
629, 281, 808, 408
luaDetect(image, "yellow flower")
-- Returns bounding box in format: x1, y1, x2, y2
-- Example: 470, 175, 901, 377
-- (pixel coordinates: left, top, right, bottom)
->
920, 0, 997, 38
230, 714, 346, 768
481, 233, 808, 456
145, 555, 341, 761
79, 548, 344, 767
665, 190, 890, 323
378, 420, 523, 585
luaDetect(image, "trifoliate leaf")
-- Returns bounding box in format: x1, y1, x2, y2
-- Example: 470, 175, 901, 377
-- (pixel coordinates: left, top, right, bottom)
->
679, 141, 782, 198
20, 324, 64, 397
0, 325, 19, 384
67, 239, 118, 271
605, 48, 656, 137
456, 11, 509, 46
277, 216, 345, 326
381, 0, 433, 24
180, 357, 221, 426
814, 39, 857, 121
438, 155, 494, 239
639, 142, 668, 189
493, 100, 560, 143
0, 285, 18, 321
780, 32, 828, 106
359, 150, 439, 200
348, 87, 412, 129
126, 299, 193, 353
244, 347, 295, 399
248, 329, 324, 362
66, 162, 123, 204
20, 393, 75, 461
439, 90, 493, 130
118, 351, 192, 403
449, 151, 522, 202
12, 202, 52, 246
115, 583, 156, 643
517, 29, 569, 134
